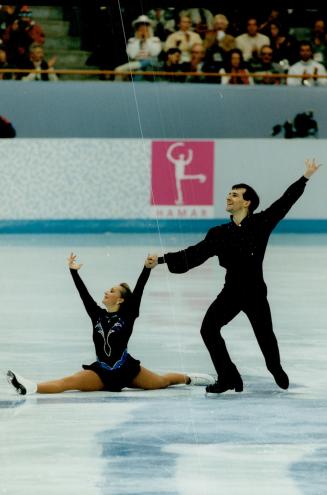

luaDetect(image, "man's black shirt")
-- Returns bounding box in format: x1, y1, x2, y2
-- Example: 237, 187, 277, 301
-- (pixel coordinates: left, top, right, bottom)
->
159, 176, 308, 288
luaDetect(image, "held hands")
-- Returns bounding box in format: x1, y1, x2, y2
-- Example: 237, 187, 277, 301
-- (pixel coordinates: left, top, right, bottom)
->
68, 252, 83, 270
145, 254, 158, 269
304, 158, 322, 178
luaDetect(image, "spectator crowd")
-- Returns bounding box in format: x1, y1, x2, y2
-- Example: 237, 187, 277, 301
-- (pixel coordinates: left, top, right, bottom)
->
0, 4, 58, 81
106, 6, 327, 85
1, 4, 327, 85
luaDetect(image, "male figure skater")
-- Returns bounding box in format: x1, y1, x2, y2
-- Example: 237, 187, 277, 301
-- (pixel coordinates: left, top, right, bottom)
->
150, 159, 320, 393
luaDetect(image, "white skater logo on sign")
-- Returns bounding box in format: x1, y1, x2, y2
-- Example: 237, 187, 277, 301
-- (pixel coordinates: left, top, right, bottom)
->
166, 142, 206, 205
151, 140, 214, 218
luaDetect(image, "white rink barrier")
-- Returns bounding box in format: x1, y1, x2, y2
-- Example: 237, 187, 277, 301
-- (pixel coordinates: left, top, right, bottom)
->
0, 138, 326, 232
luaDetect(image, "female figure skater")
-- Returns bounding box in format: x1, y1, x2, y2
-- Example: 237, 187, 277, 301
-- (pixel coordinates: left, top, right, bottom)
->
7, 253, 214, 395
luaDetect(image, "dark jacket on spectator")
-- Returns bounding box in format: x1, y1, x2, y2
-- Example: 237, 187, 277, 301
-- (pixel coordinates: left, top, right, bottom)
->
0, 115, 16, 138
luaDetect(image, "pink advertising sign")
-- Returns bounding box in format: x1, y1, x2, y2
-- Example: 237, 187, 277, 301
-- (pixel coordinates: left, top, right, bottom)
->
151, 141, 214, 218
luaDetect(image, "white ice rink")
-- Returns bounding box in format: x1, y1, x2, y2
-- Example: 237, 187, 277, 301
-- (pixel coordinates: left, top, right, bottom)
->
0, 233, 326, 495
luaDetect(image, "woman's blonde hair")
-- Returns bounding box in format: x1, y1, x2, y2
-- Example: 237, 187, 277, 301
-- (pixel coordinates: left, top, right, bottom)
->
119, 283, 132, 305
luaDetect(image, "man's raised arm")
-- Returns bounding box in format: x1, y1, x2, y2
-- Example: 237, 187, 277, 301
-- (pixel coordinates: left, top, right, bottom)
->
150, 228, 219, 274
262, 158, 321, 227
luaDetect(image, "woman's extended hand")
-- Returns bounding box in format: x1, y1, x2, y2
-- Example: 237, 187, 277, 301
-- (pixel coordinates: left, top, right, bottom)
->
145, 254, 158, 269
68, 252, 83, 270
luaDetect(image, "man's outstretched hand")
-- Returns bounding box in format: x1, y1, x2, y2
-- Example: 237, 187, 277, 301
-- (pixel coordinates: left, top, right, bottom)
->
304, 158, 322, 178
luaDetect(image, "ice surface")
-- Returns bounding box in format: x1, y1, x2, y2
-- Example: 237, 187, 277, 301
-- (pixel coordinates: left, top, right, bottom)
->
0, 234, 326, 494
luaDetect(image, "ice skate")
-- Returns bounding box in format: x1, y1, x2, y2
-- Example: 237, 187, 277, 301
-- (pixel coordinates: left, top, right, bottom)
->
187, 373, 215, 386
6, 370, 37, 395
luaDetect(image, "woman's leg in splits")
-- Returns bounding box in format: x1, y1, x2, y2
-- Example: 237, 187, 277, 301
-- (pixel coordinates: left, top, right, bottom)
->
130, 367, 215, 389
8, 367, 213, 395
130, 366, 188, 390
37, 370, 104, 393
7, 369, 104, 395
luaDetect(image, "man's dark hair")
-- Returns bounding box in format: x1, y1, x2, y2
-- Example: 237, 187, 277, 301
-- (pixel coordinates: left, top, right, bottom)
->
299, 40, 313, 51
232, 183, 260, 213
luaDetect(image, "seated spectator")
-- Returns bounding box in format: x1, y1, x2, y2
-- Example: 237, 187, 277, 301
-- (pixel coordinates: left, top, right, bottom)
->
249, 45, 285, 84
184, 8, 214, 38
164, 14, 202, 63
203, 14, 236, 67
153, 47, 184, 81
311, 18, 327, 66
0, 115, 16, 137
269, 21, 298, 69
20, 43, 58, 81
219, 48, 253, 85
236, 17, 270, 61
146, 7, 175, 41
0, 5, 17, 37
114, 14, 161, 81
16, 6, 45, 44
258, 8, 288, 36
2, 5, 45, 66
287, 41, 327, 86
0, 46, 13, 79
127, 15, 162, 62
181, 42, 219, 83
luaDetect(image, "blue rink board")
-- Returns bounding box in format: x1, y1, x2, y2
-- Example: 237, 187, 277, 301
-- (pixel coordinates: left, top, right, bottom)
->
0, 219, 327, 234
